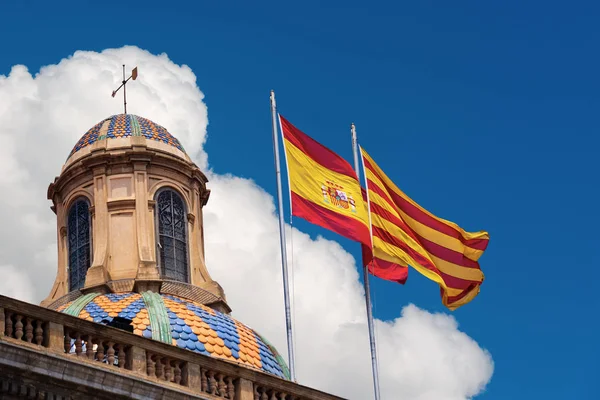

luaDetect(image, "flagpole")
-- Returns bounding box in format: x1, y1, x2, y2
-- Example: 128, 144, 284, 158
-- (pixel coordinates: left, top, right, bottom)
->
270, 90, 296, 381
351, 123, 381, 400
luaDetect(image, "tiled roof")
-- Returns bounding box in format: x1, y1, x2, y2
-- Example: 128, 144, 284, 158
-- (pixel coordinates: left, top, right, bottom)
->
68, 114, 185, 157
58, 292, 289, 380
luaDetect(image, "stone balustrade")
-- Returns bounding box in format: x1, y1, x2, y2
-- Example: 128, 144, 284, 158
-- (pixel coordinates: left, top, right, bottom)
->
0, 295, 343, 400
3, 310, 47, 346
200, 368, 236, 398
254, 384, 302, 400
64, 328, 130, 368
146, 350, 186, 386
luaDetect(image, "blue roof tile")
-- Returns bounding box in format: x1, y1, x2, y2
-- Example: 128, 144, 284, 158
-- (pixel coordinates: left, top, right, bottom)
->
59, 292, 289, 380
68, 114, 185, 158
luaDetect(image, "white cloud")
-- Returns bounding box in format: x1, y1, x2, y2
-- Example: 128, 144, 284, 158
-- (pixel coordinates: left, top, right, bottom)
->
0, 46, 493, 399
0, 46, 208, 300
0, 265, 34, 303
204, 174, 493, 400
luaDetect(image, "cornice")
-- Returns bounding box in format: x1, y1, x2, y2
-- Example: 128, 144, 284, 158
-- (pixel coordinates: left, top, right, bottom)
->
52, 147, 207, 197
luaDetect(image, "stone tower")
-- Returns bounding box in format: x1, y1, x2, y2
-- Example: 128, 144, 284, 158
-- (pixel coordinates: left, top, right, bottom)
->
40, 113, 292, 378
0, 113, 340, 399
42, 114, 225, 311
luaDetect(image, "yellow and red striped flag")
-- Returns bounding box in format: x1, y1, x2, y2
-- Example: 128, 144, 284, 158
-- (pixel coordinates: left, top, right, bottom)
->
280, 115, 372, 249
360, 187, 409, 285
360, 148, 489, 310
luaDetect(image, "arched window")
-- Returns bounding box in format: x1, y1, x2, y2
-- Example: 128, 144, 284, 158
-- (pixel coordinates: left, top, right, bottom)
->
156, 189, 189, 282
68, 199, 91, 291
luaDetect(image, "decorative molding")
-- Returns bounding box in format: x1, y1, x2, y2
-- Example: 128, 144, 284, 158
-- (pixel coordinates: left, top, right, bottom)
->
160, 281, 227, 311
133, 280, 162, 294
45, 290, 83, 311
107, 279, 135, 293
187, 213, 196, 225
80, 283, 111, 297
148, 182, 193, 212
200, 189, 211, 207
205, 300, 232, 315
132, 160, 150, 171
0, 376, 67, 400
106, 198, 136, 212
91, 165, 108, 176
63, 190, 94, 214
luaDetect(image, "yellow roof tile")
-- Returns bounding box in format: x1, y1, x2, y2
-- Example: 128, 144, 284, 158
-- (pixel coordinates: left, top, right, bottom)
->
199, 328, 210, 336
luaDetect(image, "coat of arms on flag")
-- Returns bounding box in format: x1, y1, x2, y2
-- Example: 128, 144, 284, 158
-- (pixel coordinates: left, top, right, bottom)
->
279, 114, 371, 249
321, 181, 357, 213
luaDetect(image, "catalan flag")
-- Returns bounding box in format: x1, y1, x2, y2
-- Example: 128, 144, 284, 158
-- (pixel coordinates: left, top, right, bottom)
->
280, 115, 372, 248
360, 148, 489, 310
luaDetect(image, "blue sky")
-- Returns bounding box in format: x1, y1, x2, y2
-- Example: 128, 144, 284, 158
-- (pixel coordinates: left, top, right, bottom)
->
2, 1, 598, 398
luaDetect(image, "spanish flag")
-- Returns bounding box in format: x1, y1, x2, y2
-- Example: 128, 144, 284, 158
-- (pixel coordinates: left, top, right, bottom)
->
280, 115, 372, 249
361, 148, 489, 310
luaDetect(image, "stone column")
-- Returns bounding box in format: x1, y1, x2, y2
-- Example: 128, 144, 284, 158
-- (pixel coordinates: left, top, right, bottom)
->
85, 167, 110, 287
188, 182, 204, 286
58, 225, 68, 292
133, 160, 159, 280
235, 378, 255, 400
189, 181, 216, 290
47, 322, 64, 353
127, 346, 148, 375
185, 362, 201, 390
40, 198, 72, 306
51, 210, 69, 300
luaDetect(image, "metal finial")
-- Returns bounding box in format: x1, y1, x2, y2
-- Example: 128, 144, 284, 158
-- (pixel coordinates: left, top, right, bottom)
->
111, 65, 138, 114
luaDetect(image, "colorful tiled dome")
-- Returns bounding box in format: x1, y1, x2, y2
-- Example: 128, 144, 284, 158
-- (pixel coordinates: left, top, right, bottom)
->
69, 114, 185, 158
57, 292, 290, 380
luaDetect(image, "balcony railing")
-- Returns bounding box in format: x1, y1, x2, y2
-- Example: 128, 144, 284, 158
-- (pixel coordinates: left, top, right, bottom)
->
0, 295, 343, 400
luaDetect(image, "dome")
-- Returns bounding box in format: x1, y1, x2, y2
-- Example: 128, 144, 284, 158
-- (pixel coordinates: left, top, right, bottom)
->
57, 292, 290, 380
69, 114, 186, 158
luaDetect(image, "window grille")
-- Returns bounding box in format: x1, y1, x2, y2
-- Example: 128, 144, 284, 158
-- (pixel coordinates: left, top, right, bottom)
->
68, 199, 91, 291
156, 190, 189, 282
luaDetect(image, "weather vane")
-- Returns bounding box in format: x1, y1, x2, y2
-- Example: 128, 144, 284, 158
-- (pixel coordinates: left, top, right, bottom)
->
111, 65, 138, 114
